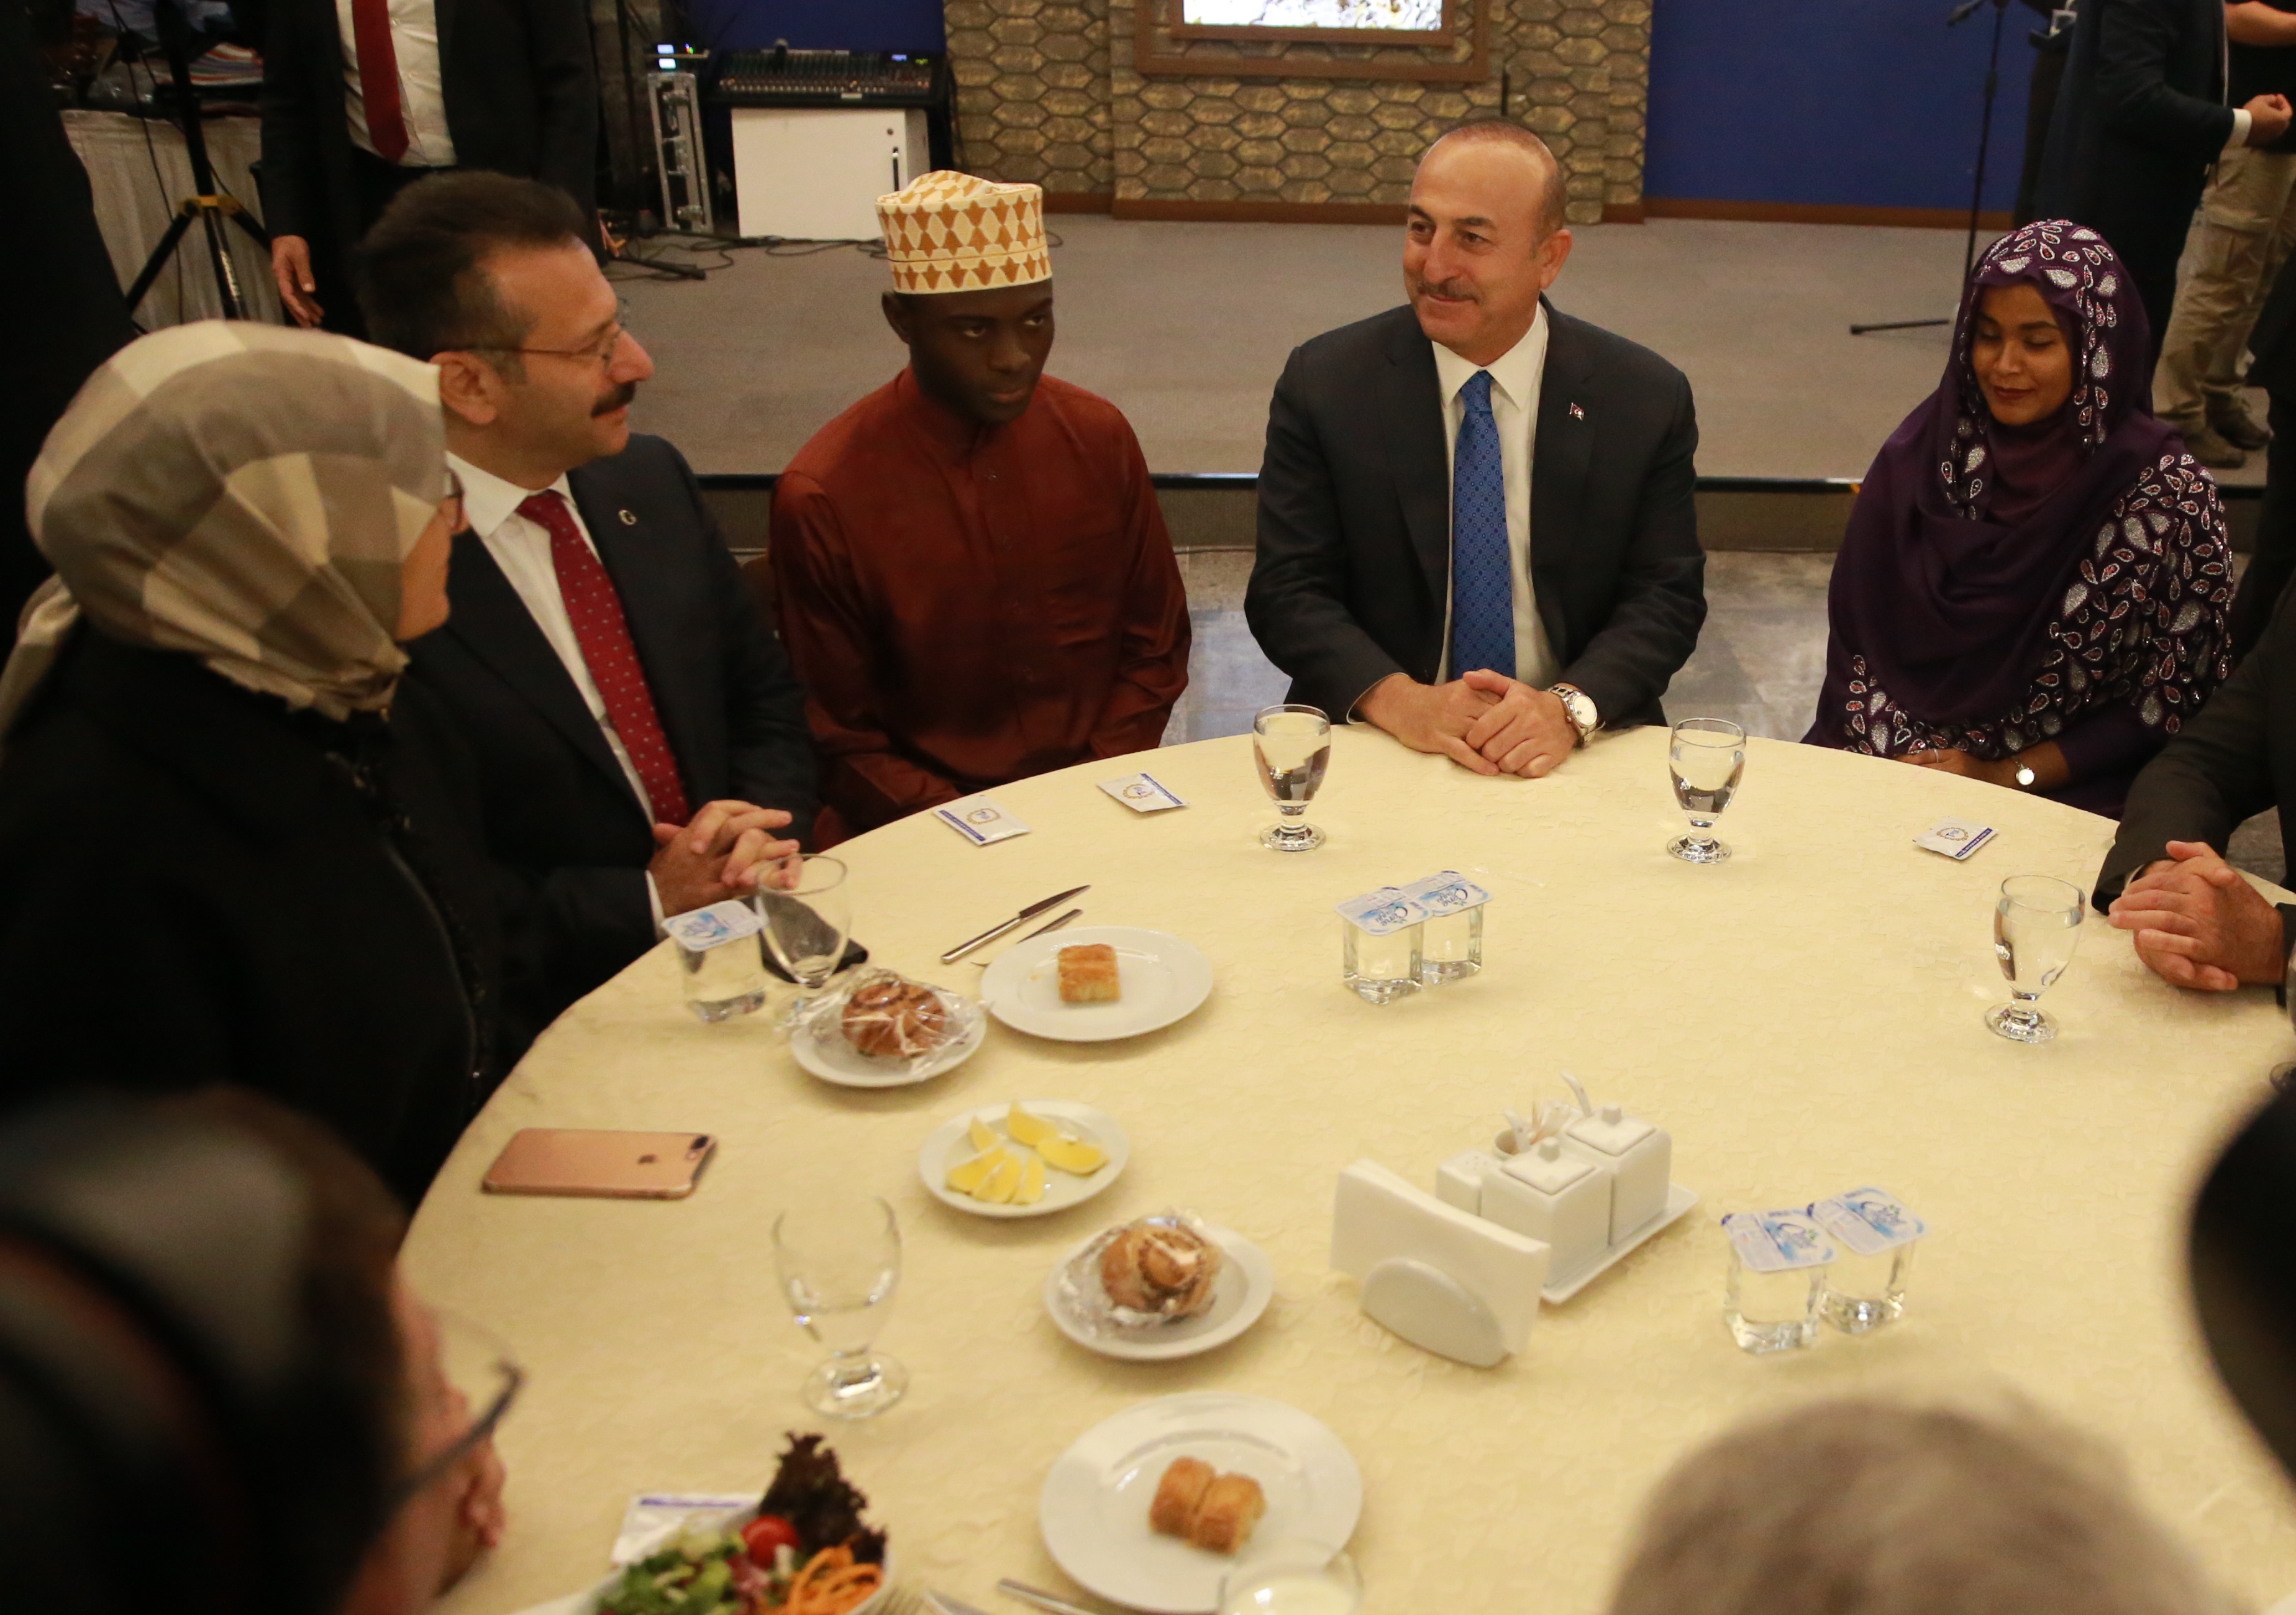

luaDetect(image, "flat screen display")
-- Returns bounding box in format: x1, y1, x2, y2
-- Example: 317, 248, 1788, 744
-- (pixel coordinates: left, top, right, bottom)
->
1178, 0, 1444, 27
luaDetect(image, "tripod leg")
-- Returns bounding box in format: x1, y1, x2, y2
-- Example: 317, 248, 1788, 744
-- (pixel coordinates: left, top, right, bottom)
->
228, 207, 271, 250
123, 211, 198, 316
199, 204, 246, 319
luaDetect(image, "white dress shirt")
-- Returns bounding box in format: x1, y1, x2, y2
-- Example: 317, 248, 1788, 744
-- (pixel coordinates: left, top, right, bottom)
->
1430, 307, 1563, 693
334, 0, 457, 167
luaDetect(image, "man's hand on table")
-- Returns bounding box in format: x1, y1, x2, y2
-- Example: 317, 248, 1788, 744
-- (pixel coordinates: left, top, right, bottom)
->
1359, 671, 1575, 777
650, 800, 800, 914
2108, 839, 2288, 991
1459, 670, 1578, 777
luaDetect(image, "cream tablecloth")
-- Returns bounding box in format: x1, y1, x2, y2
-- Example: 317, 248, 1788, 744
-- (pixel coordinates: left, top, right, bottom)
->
410, 724, 2296, 1615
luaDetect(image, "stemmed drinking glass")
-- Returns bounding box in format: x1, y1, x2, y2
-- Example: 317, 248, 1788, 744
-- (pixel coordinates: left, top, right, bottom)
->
1254, 703, 1331, 852
1219, 1540, 1363, 1615
771, 1191, 907, 1419
757, 853, 851, 1014
1988, 874, 2085, 1043
1668, 717, 1746, 863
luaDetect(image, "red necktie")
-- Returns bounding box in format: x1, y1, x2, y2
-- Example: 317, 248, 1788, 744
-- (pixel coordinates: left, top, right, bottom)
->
349, 0, 410, 163
518, 491, 692, 826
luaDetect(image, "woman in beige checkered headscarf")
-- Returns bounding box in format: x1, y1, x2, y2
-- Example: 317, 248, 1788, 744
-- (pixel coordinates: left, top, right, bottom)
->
0, 321, 498, 1209
1, 320, 455, 738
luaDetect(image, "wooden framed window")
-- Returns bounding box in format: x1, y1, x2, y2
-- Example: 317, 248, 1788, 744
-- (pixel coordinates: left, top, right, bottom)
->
1135, 0, 1487, 80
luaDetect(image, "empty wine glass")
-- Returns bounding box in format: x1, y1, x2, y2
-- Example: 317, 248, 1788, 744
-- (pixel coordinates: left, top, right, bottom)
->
1988, 874, 2085, 1043
1668, 717, 1746, 863
1219, 1539, 1363, 1615
772, 1191, 907, 1419
1255, 703, 1331, 852
757, 853, 850, 1012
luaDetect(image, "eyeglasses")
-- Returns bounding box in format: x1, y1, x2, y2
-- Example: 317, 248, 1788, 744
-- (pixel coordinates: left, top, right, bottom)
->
480, 301, 637, 374
388, 1311, 525, 1509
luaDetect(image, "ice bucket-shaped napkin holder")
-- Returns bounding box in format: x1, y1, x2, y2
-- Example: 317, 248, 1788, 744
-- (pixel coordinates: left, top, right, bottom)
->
1331, 1160, 1550, 1368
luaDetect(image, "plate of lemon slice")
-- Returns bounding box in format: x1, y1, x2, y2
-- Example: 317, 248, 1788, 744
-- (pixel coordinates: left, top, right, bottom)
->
918, 1099, 1130, 1219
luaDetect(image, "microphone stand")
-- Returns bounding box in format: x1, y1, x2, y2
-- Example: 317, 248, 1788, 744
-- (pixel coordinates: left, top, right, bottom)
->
1850, 0, 2011, 335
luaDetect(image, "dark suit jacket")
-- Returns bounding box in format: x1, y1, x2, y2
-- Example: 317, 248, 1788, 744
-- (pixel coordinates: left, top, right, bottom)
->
0, 632, 499, 1209
2036, 0, 2233, 330
404, 434, 817, 1039
255, 0, 595, 304
1246, 301, 1706, 727
2095, 570, 2296, 908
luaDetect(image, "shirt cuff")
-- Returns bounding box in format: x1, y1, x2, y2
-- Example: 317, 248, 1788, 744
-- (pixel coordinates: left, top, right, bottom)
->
648, 871, 667, 931
2230, 107, 2254, 152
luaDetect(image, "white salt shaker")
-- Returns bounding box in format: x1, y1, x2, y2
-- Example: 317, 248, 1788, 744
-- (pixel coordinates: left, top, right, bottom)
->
1482, 1139, 1609, 1278
1435, 1149, 1502, 1216
1564, 1103, 1671, 1244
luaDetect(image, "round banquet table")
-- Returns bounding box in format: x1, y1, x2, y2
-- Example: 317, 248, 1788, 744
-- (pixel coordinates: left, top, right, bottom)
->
413, 724, 2296, 1615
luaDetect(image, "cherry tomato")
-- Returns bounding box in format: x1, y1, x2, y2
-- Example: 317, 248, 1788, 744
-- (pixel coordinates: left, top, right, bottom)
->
742, 1514, 802, 1562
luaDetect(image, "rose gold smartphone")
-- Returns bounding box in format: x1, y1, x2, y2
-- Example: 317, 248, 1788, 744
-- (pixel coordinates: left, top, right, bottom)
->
481, 1129, 717, 1199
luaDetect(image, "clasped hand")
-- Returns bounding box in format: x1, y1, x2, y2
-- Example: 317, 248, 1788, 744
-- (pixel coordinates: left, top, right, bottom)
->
1360, 669, 1576, 777
2108, 839, 2287, 993
650, 799, 801, 915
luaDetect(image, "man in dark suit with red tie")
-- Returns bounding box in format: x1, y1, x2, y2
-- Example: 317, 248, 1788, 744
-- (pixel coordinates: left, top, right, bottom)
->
355, 173, 816, 1044
255, 0, 594, 335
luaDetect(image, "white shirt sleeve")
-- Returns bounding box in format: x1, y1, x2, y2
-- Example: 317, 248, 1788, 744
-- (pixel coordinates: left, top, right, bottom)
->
2228, 107, 2254, 152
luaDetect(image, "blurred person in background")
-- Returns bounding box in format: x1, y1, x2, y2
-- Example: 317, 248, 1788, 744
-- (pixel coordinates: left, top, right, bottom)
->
2036, 0, 2292, 362
1607, 1396, 2225, 1615
0, 322, 501, 1207
2149, 0, 2296, 467
1806, 222, 2231, 817
255, 0, 594, 336
0, 1088, 506, 1614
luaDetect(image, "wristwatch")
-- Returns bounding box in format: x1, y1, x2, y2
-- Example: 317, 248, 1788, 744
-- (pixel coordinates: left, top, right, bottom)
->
2013, 760, 2038, 790
1549, 684, 1599, 747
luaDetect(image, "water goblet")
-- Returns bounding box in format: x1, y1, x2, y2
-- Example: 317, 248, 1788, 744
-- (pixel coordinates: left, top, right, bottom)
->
1254, 704, 1331, 852
757, 853, 851, 1012
1668, 717, 1746, 863
1987, 874, 2085, 1043
771, 1191, 908, 1419
1219, 1539, 1363, 1615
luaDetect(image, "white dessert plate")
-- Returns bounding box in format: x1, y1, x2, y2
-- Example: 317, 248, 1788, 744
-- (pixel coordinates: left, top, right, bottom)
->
979, 926, 1213, 1042
790, 990, 985, 1089
1040, 1393, 1362, 1615
1541, 1183, 1701, 1304
918, 1100, 1131, 1219
1043, 1224, 1273, 1360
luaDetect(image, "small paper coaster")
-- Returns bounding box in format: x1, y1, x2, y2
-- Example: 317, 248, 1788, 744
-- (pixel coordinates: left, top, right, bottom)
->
1915, 817, 1997, 860
936, 796, 1031, 845
1097, 771, 1187, 812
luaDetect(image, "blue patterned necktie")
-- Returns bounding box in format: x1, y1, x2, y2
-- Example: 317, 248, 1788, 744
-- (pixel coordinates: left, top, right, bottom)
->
1449, 369, 1514, 681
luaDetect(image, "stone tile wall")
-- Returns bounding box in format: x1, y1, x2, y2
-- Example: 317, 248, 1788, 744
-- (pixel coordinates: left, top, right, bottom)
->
941, 0, 1647, 221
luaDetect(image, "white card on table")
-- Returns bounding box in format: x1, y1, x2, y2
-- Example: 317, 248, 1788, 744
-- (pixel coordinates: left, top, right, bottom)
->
935, 796, 1031, 845
1097, 771, 1187, 812
1915, 817, 1997, 860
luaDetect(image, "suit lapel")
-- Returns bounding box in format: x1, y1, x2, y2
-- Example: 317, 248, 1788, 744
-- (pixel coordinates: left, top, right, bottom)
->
1378, 313, 1452, 610
439, 531, 636, 803
568, 468, 708, 799
433, 0, 458, 65
1531, 304, 1597, 657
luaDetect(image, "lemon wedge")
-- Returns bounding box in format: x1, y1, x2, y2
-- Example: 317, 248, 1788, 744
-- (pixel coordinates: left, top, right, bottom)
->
967, 1116, 1000, 1153
1037, 1134, 1108, 1176
946, 1147, 1009, 1194
977, 1153, 1024, 1204
1013, 1150, 1047, 1205
1006, 1102, 1058, 1147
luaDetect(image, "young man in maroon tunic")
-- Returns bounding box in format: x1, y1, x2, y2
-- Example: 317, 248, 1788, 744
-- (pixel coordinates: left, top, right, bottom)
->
770, 170, 1190, 842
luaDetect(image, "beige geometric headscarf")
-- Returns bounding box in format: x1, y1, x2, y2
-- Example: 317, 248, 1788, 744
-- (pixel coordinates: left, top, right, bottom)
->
1, 321, 446, 740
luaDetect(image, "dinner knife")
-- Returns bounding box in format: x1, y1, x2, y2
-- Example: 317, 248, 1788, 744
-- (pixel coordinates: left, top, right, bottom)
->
1013, 906, 1083, 944
993, 1580, 1101, 1615
940, 885, 1088, 963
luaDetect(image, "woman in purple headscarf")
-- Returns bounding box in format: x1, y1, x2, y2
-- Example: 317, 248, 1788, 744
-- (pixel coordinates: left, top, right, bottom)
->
1805, 221, 2233, 817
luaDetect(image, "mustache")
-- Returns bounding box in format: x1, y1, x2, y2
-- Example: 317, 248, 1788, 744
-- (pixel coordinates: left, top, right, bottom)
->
593, 380, 638, 416
1415, 278, 1478, 302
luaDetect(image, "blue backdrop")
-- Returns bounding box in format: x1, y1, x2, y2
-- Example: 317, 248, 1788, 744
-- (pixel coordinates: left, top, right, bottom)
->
1645, 0, 2034, 212
677, 0, 944, 52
